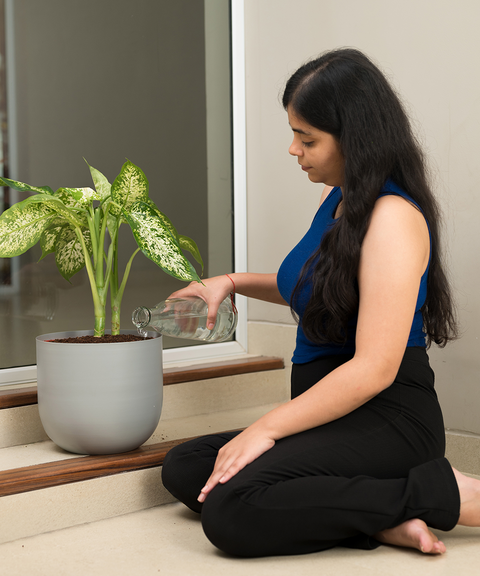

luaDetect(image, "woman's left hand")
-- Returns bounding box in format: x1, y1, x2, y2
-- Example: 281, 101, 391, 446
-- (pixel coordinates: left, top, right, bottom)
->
197, 426, 276, 502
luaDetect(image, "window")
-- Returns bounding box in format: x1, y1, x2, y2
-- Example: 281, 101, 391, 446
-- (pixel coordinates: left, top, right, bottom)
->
0, 0, 247, 385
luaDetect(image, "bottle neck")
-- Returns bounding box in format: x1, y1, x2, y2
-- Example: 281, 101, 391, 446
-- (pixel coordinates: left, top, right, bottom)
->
132, 306, 151, 329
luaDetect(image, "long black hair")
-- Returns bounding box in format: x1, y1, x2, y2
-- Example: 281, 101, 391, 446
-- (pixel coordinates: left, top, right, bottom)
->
283, 48, 457, 348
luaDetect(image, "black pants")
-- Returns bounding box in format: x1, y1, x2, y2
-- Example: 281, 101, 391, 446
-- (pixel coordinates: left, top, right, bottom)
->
162, 347, 460, 557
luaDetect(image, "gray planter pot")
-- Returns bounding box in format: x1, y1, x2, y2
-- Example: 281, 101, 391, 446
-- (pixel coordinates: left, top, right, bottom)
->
36, 330, 163, 455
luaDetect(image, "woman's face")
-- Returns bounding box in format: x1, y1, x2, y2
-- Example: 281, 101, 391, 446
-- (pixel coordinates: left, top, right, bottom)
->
287, 106, 345, 187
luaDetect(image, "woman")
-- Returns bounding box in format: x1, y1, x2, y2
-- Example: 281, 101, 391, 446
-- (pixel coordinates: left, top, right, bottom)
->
162, 48, 480, 557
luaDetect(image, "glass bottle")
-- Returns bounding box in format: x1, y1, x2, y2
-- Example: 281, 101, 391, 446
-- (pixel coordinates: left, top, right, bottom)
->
132, 296, 238, 342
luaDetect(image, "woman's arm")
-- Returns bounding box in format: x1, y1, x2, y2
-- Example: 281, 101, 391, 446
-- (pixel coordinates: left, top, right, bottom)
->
198, 194, 430, 501
229, 273, 287, 305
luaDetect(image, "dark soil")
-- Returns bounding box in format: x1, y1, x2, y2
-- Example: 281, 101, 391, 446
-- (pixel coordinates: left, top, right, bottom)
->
46, 334, 152, 344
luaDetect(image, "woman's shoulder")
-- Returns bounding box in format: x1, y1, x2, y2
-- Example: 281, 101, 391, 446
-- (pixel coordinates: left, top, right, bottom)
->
368, 192, 430, 273
373, 184, 427, 230
375, 181, 426, 223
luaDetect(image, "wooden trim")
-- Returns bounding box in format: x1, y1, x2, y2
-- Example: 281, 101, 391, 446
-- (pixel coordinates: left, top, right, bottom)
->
163, 356, 284, 385
0, 438, 185, 497
0, 437, 192, 497
0, 386, 38, 409
0, 356, 284, 410
0, 432, 242, 497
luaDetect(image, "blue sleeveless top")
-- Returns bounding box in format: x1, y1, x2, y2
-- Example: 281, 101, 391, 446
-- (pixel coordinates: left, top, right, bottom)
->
277, 180, 430, 363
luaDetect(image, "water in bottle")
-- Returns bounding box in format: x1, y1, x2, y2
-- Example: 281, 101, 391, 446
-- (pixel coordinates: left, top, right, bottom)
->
132, 296, 237, 342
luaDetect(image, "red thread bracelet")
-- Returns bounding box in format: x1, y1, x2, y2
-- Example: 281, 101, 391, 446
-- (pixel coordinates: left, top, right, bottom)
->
225, 274, 238, 314
225, 273, 235, 294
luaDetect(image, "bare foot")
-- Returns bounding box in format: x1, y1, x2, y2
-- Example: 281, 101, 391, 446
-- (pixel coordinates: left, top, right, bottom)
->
374, 518, 446, 554
452, 467, 480, 526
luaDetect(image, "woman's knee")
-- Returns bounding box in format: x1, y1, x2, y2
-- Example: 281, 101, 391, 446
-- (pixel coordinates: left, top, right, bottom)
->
201, 484, 266, 557
201, 489, 245, 556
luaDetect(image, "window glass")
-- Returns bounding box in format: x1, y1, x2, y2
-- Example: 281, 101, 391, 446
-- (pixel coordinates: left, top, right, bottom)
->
0, 0, 233, 370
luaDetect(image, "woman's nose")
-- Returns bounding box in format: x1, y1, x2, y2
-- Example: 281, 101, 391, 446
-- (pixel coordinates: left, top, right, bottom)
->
289, 139, 302, 157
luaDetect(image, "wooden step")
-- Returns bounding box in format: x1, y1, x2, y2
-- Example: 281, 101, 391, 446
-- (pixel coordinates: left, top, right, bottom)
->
0, 432, 243, 498
0, 355, 284, 409
0, 437, 188, 497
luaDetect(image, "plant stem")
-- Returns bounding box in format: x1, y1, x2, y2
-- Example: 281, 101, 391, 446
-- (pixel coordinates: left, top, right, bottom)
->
87, 206, 99, 268
94, 314, 106, 337
95, 203, 110, 289
75, 228, 107, 337
109, 222, 120, 334
111, 248, 140, 335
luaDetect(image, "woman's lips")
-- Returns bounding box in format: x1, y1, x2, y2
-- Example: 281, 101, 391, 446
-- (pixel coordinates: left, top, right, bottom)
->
301, 165, 311, 172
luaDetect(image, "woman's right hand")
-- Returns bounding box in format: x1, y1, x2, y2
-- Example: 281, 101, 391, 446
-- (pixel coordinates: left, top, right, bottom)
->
168, 275, 234, 329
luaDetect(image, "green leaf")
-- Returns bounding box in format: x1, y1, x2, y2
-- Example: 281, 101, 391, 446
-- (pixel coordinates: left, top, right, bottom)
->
85, 160, 112, 201
123, 201, 201, 283
54, 187, 99, 209
55, 227, 92, 281
0, 198, 57, 257
178, 234, 204, 272
110, 160, 148, 217
0, 176, 54, 195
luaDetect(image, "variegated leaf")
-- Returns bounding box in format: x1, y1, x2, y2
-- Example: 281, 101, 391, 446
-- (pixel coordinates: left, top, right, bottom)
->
46, 216, 69, 227
27, 195, 86, 227
55, 227, 92, 281
123, 201, 201, 283
40, 225, 65, 260
107, 211, 124, 241
110, 160, 148, 217
0, 176, 54, 195
85, 160, 112, 201
55, 187, 100, 208
145, 199, 179, 243
0, 198, 56, 257
178, 234, 203, 271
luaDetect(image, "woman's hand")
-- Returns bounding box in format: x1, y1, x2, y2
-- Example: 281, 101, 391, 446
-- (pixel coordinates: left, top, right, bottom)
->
197, 426, 276, 502
168, 275, 233, 329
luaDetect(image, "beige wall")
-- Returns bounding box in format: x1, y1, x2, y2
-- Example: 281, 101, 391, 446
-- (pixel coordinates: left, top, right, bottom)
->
243, 0, 480, 433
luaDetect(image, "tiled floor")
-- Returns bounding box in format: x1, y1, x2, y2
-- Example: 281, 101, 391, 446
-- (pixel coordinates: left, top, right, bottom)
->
2, 501, 480, 576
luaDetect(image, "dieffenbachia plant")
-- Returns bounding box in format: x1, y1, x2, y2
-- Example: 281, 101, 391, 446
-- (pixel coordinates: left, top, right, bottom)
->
0, 160, 203, 336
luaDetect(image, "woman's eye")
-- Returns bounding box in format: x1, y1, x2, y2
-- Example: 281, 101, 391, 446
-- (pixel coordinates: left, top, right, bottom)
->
302, 140, 314, 147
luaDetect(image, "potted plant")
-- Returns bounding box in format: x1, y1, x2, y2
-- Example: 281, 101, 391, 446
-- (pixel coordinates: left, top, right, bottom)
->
0, 160, 203, 454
